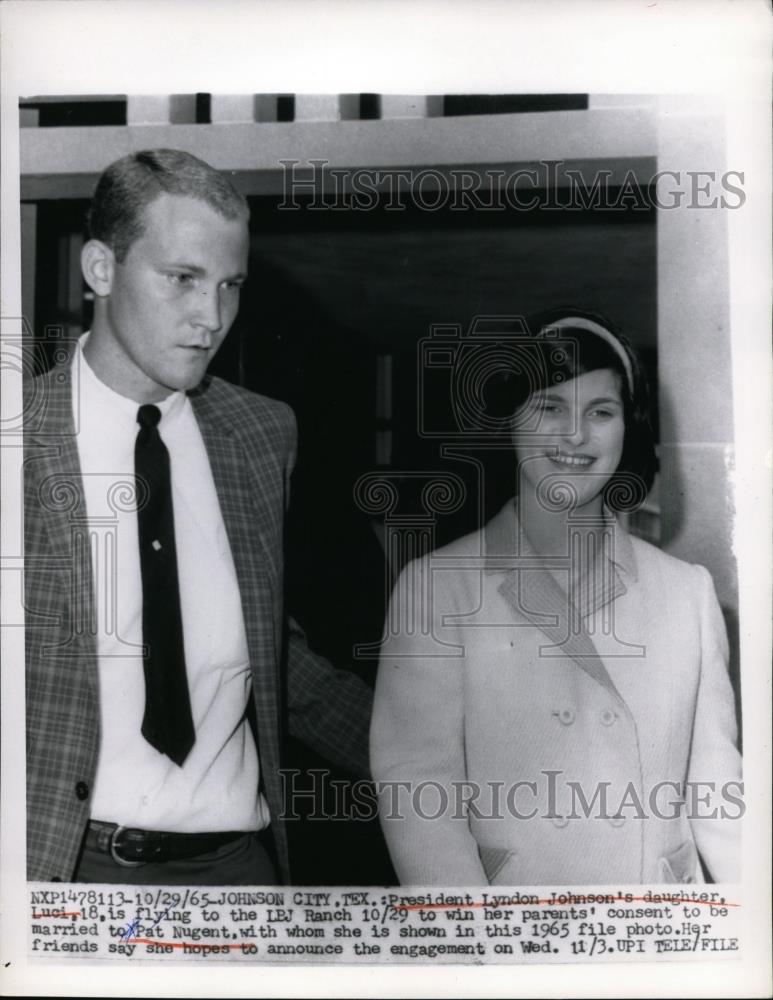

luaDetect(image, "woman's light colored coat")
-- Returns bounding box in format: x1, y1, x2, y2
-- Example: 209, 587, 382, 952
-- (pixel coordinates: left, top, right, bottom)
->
371, 501, 742, 886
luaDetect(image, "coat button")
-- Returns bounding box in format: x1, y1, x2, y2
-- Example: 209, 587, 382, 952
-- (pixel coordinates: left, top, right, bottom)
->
75, 781, 89, 801
556, 708, 575, 725
551, 816, 569, 828
51, 876, 62, 882
608, 816, 625, 827
600, 709, 617, 726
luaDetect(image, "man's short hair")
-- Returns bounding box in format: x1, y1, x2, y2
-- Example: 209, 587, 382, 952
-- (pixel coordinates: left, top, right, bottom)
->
87, 148, 249, 262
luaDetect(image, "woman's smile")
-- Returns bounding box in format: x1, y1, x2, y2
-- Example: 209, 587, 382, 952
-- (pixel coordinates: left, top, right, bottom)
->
546, 452, 595, 468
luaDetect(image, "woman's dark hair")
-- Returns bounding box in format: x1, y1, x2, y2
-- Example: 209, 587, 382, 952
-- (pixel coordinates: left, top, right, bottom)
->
494, 308, 657, 511
87, 148, 249, 262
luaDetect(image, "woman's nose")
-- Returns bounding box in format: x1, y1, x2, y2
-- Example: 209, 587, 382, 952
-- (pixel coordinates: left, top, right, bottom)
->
561, 414, 587, 445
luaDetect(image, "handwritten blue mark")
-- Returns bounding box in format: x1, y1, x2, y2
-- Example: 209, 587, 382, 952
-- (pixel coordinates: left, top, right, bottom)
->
120, 906, 170, 942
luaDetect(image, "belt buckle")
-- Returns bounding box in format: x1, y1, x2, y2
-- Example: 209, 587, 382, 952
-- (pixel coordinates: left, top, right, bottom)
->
109, 825, 146, 868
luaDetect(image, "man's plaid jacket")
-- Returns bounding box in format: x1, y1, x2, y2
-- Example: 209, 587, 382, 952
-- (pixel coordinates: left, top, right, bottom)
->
23, 358, 372, 883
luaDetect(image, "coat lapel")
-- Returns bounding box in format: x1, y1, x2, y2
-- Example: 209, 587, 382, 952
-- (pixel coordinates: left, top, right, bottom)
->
484, 501, 630, 707
189, 382, 282, 778
25, 364, 97, 658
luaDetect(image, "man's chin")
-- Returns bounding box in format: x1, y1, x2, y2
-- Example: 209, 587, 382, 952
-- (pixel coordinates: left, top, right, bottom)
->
165, 368, 209, 393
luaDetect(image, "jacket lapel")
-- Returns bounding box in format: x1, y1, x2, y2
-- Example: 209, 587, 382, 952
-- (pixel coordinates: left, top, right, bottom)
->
189, 383, 282, 777
484, 501, 629, 706
25, 364, 98, 659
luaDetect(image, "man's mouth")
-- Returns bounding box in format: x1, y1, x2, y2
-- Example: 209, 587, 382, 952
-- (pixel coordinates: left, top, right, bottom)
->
547, 452, 594, 467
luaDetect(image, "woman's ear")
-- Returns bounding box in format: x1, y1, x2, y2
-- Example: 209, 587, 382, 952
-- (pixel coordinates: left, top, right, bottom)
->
81, 239, 115, 297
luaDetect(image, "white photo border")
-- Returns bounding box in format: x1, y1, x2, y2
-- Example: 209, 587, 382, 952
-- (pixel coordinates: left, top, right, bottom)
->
1, 1, 770, 997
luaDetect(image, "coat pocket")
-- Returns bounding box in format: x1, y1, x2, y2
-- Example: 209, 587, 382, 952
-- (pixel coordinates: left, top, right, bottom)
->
658, 840, 700, 884
478, 846, 515, 883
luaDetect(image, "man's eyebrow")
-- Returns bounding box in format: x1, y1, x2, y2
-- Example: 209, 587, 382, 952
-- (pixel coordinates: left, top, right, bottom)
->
164, 262, 248, 281
164, 262, 206, 274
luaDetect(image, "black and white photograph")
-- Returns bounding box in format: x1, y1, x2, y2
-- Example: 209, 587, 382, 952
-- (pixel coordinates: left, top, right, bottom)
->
1, 2, 770, 997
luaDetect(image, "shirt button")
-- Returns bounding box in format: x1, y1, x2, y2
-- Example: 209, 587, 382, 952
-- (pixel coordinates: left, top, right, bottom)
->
75, 781, 89, 801
608, 816, 625, 828
551, 816, 569, 829
141, 795, 149, 806
557, 708, 575, 725
600, 709, 617, 726
682, 874, 695, 884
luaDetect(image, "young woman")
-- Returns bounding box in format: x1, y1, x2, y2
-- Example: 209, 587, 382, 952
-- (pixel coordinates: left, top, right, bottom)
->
371, 311, 742, 886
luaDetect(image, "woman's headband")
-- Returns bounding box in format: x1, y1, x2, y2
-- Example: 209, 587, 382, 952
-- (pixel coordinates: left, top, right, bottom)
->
537, 316, 635, 395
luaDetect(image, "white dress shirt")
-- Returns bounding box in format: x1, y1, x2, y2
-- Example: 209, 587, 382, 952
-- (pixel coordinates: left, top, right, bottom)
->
74, 336, 270, 832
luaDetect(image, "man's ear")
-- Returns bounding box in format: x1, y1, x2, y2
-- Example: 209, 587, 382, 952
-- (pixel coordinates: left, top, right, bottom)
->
81, 239, 116, 297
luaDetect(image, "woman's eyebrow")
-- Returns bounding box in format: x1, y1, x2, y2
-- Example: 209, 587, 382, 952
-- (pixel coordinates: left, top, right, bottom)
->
531, 392, 623, 405
585, 395, 622, 406
532, 391, 566, 401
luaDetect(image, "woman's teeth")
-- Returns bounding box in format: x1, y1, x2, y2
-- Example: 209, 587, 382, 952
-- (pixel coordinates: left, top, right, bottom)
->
549, 453, 594, 467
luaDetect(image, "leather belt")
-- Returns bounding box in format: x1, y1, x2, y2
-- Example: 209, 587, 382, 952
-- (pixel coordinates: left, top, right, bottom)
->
86, 820, 246, 868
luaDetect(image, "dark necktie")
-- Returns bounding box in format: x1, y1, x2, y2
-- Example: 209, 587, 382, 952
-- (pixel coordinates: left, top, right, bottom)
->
135, 404, 195, 766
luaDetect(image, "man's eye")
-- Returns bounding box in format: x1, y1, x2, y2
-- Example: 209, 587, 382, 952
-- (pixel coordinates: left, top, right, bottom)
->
167, 273, 195, 286
222, 280, 244, 293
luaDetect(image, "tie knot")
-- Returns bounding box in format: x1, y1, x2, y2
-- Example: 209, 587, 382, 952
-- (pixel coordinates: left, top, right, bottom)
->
137, 404, 162, 430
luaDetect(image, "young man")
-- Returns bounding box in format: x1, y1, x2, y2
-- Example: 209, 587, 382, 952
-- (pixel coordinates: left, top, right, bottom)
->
24, 148, 372, 885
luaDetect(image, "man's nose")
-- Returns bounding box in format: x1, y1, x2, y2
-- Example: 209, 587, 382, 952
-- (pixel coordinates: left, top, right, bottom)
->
192, 288, 223, 335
